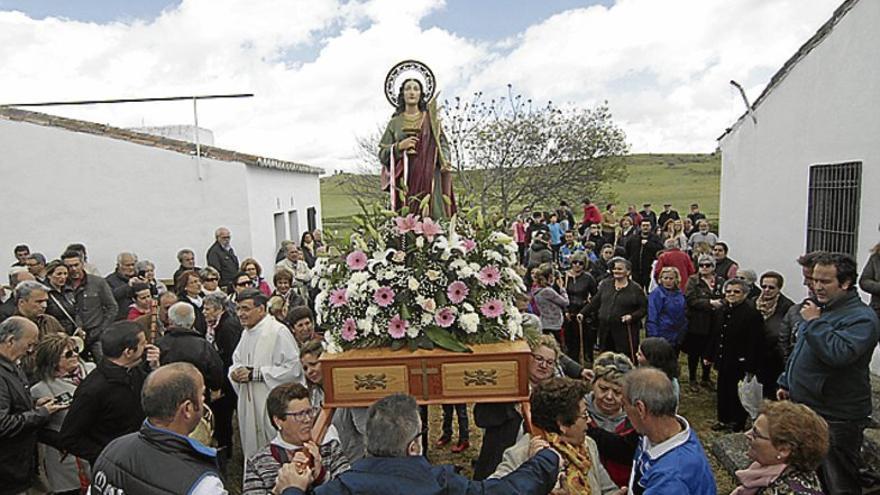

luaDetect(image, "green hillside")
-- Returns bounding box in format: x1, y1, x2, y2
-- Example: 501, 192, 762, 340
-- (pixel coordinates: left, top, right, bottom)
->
321, 153, 721, 240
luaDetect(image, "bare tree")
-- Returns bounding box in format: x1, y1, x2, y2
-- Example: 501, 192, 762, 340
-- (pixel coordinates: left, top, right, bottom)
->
346, 85, 629, 218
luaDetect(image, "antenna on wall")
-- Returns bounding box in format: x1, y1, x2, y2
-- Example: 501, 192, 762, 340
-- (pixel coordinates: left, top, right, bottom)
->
729, 81, 757, 125
2, 93, 254, 180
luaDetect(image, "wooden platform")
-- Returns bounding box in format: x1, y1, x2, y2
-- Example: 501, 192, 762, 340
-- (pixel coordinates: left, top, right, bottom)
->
320, 340, 531, 408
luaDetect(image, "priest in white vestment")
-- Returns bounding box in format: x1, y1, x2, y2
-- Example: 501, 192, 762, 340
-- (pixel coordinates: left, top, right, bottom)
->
229, 289, 304, 460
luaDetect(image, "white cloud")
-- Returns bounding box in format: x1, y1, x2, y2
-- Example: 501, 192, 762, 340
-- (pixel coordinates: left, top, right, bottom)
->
0, 0, 842, 169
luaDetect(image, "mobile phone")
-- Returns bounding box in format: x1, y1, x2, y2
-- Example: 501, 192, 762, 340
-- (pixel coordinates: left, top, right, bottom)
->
54, 392, 73, 406
807, 297, 825, 309
137, 270, 147, 279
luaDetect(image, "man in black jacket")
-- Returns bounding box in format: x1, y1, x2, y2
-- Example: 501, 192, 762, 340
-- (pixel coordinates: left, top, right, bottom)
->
206, 227, 240, 288
0, 317, 67, 494
203, 292, 243, 466
105, 252, 140, 321
625, 220, 663, 290
61, 250, 118, 359
60, 320, 160, 464
156, 302, 224, 391
657, 203, 680, 229
90, 362, 229, 494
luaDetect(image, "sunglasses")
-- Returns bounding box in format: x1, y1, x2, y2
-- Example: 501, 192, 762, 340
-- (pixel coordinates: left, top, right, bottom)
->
699, 263, 714, 268
235, 281, 252, 287
571, 261, 584, 266
204, 277, 219, 282
63, 349, 77, 359
725, 289, 744, 295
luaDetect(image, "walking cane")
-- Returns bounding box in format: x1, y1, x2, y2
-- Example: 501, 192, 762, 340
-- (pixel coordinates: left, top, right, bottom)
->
576, 314, 586, 366
625, 319, 637, 364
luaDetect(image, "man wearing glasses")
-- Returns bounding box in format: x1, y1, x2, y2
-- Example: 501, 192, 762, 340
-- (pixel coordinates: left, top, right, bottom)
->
243, 382, 350, 494
230, 289, 304, 461
207, 227, 240, 288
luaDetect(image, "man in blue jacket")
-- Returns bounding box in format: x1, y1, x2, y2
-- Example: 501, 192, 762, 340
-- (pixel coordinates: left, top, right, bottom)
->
278, 393, 561, 495
778, 252, 880, 494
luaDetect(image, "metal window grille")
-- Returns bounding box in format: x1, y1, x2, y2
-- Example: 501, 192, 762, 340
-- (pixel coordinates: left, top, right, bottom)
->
806, 162, 861, 256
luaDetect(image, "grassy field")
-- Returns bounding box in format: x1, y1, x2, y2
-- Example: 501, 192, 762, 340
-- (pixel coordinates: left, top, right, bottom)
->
320, 153, 721, 241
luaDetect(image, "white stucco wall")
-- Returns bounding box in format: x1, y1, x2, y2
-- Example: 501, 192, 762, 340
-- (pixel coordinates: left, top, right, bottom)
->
0, 118, 316, 281
719, 0, 880, 300
243, 164, 322, 277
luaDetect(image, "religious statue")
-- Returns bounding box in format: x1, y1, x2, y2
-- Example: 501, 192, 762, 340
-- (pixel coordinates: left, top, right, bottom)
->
379, 60, 456, 218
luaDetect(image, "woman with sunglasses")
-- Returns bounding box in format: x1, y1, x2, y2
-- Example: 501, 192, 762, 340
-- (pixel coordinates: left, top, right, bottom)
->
243, 382, 349, 494
734, 401, 827, 494
706, 277, 764, 433
755, 271, 794, 400
682, 254, 724, 391
30, 334, 95, 494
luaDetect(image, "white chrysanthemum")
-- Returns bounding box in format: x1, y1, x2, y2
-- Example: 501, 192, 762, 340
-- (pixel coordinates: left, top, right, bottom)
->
460, 313, 480, 334
421, 312, 434, 325
507, 318, 523, 339
408, 277, 420, 291
449, 259, 467, 271
426, 270, 441, 281
349, 271, 369, 286
433, 236, 449, 251
463, 302, 474, 312
366, 280, 380, 291
358, 317, 372, 332
468, 262, 481, 272
458, 266, 474, 278
485, 250, 503, 262
416, 236, 425, 248
366, 305, 379, 317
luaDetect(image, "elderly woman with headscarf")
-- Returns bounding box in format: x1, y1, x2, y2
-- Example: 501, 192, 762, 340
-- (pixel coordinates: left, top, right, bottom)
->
585, 352, 637, 487
706, 277, 764, 433
733, 401, 828, 494
491, 377, 623, 494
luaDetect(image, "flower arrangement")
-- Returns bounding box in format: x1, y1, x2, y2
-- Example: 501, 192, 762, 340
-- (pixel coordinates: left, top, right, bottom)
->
314, 207, 525, 353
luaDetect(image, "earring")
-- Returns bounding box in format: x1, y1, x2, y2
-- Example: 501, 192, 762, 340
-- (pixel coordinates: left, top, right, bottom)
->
776, 454, 782, 460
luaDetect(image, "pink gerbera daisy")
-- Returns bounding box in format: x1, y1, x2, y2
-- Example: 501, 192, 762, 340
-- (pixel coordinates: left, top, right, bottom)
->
341, 318, 358, 342
388, 315, 408, 339
447, 280, 469, 304
373, 286, 396, 307
480, 299, 505, 318
477, 265, 502, 286
435, 307, 456, 328
346, 250, 368, 271
329, 288, 348, 307
461, 238, 477, 253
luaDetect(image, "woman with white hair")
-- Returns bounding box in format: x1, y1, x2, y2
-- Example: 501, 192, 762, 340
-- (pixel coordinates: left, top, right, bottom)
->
706, 277, 764, 433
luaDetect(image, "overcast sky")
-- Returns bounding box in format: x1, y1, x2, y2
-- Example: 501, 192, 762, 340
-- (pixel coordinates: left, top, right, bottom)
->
0, 0, 841, 172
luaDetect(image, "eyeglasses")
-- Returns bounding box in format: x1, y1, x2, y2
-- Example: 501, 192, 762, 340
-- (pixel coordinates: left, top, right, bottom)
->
725, 289, 744, 295
531, 353, 556, 368
63, 349, 77, 359
235, 281, 252, 287
281, 406, 320, 423
745, 425, 771, 441
571, 261, 584, 266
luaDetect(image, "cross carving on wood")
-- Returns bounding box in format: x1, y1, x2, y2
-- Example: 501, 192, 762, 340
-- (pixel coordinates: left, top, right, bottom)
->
410, 359, 439, 400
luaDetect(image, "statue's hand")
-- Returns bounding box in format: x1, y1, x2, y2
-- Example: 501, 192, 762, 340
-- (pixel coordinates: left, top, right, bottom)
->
398, 136, 419, 152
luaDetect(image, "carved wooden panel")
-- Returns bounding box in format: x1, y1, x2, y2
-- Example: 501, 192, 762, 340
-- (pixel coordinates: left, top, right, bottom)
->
330, 365, 409, 402
441, 361, 519, 396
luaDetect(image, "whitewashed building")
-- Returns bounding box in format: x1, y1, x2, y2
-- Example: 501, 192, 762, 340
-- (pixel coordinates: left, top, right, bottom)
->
718, 0, 879, 297
0, 106, 323, 281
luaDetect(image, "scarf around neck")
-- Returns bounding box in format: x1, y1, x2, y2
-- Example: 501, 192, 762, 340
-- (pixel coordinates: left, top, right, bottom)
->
534, 428, 593, 495
731, 461, 787, 495
756, 294, 779, 320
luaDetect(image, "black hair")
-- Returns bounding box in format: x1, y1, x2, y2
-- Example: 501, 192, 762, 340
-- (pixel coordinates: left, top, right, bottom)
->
813, 252, 859, 289
639, 337, 679, 379
238, 288, 268, 307
101, 321, 144, 359
60, 249, 83, 261
14, 244, 29, 254
393, 78, 427, 116
286, 305, 314, 326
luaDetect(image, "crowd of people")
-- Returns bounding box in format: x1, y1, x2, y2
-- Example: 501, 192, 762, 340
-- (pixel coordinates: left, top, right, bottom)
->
1, 198, 879, 494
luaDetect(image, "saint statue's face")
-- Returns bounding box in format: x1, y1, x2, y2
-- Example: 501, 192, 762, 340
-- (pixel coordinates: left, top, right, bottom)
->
402, 80, 422, 107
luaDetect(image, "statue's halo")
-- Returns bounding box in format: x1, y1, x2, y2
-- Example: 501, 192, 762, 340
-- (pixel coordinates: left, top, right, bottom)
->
384, 60, 436, 107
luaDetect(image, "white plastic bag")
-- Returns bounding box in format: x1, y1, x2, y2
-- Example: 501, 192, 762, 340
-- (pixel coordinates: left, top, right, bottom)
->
738, 374, 763, 419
